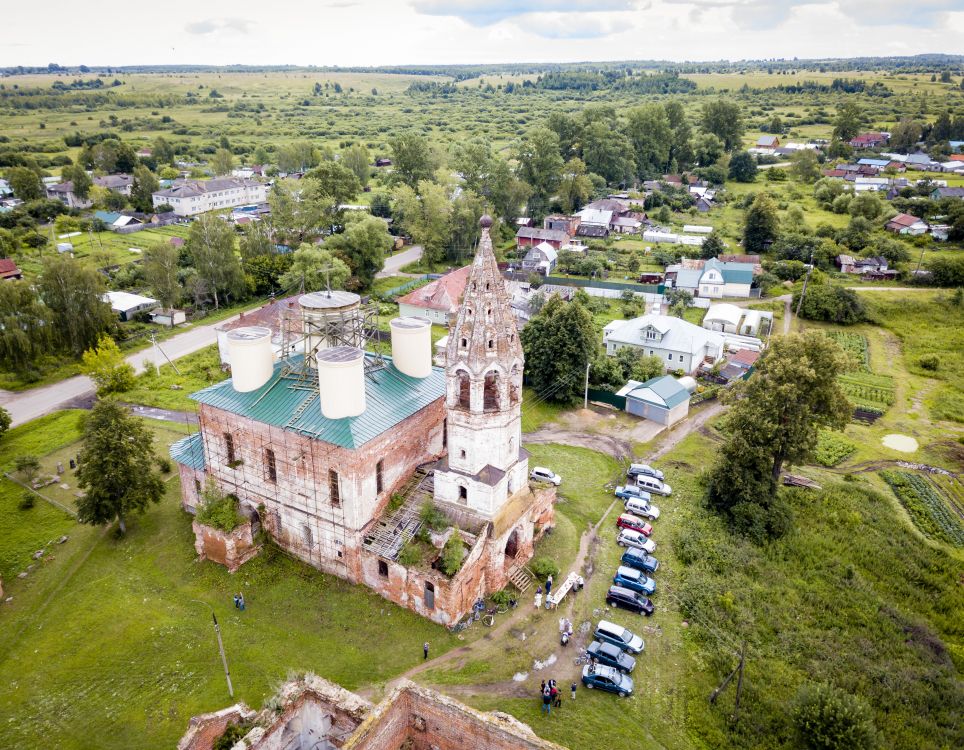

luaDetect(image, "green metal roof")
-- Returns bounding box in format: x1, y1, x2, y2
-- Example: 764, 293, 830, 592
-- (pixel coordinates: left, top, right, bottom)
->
704, 258, 754, 285
190, 355, 446, 449
170, 432, 206, 471
628, 375, 690, 409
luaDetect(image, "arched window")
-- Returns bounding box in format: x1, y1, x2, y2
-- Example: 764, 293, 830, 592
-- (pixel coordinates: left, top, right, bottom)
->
458, 485, 468, 504
460, 337, 468, 349
487, 339, 494, 350
301, 523, 313, 548
457, 371, 471, 409
483, 371, 500, 411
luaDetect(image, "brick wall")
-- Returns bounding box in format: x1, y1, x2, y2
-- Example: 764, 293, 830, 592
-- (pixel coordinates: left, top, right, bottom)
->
192, 520, 259, 573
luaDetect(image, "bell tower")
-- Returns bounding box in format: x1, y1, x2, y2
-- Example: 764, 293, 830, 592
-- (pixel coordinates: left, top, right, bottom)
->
433, 215, 528, 518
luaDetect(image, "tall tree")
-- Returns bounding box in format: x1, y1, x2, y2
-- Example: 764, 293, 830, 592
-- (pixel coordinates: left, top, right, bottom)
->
582, 121, 634, 185
700, 100, 745, 151
743, 192, 780, 253
699, 232, 726, 260
890, 118, 924, 152
452, 138, 494, 195
483, 157, 531, 224
324, 213, 392, 290
152, 136, 175, 165
515, 126, 564, 218
276, 140, 320, 173
38, 256, 115, 356
143, 242, 181, 312
185, 214, 245, 309
341, 143, 370, 187
694, 133, 725, 167
7, 167, 44, 201
210, 148, 235, 176
520, 295, 597, 404
831, 102, 862, 142
0, 281, 52, 372
278, 243, 351, 293
306, 161, 361, 209
557, 158, 593, 214
62, 163, 92, 201
624, 104, 673, 178
391, 182, 453, 265
130, 164, 159, 213
790, 149, 821, 183
546, 112, 584, 161
389, 132, 439, 189
664, 100, 694, 169
239, 221, 275, 259
76, 399, 164, 535
706, 332, 851, 538
268, 180, 329, 246
728, 152, 757, 182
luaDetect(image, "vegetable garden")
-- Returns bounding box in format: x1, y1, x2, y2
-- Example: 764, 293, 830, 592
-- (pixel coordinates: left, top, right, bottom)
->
814, 430, 856, 467
838, 372, 895, 413
880, 471, 964, 547
826, 331, 870, 372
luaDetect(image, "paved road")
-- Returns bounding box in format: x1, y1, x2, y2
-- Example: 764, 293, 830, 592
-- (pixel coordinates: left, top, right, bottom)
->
376, 244, 423, 278
0, 312, 246, 427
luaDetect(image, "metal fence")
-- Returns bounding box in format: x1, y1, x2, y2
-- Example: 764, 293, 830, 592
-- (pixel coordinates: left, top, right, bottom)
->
587, 388, 626, 410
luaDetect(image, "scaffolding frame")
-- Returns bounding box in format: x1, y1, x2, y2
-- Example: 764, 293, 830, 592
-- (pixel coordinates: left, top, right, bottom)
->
361, 470, 434, 561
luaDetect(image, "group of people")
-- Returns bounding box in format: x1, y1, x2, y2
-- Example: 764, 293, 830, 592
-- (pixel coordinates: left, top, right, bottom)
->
533, 573, 585, 610
540, 678, 577, 716
232, 592, 246, 610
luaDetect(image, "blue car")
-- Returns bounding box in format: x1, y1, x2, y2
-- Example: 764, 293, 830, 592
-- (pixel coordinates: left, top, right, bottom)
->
581, 664, 634, 697
620, 549, 660, 573
614, 485, 652, 503
613, 566, 657, 596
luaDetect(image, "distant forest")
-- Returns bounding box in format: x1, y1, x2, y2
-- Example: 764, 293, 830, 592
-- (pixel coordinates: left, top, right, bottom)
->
2, 54, 963, 79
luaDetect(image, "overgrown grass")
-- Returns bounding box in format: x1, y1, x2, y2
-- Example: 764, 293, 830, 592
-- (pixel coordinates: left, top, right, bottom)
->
120, 345, 228, 411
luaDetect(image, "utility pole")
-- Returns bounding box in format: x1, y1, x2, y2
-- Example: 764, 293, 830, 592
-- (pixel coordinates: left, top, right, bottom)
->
914, 246, 925, 275
584, 360, 591, 409
794, 251, 815, 320
212, 611, 234, 699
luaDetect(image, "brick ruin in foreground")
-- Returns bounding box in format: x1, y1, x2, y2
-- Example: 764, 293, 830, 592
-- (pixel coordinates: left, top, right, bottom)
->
178, 674, 569, 750
171, 217, 555, 625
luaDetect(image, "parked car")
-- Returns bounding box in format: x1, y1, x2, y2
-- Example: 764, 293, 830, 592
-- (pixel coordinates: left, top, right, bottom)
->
606, 585, 655, 616
627, 463, 664, 481
616, 529, 656, 554
616, 513, 653, 537
634, 475, 673, 496
615, 484, 651, 502
625, 497, 660, 520
586, 640, 636, 673
530, 466, 561, 486
582, 663, 634, 697
594, 619, 645, 654
620, 549, 660, 573
613, 565, 656, 595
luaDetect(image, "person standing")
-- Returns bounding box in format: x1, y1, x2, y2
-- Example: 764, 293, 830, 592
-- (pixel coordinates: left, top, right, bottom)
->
545, 575, 553, 597
542, 685, 552, 716
534, 586, 543, 609
233, 593, 240, 609
423, 642, 429, 660
238, 593, 245, 611
550, 681, 560, 709
571, 681, 577, 701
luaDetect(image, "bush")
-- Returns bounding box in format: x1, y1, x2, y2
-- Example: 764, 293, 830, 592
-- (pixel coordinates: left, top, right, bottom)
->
195, 479, 244, 532
919, 354, 940, 371
156, 457, 172, 473
529, 556, 559, 580
420, 501, 448, 532
398, 541, 421, 567
439, 530, 465, 576
814, 431, 857, 467
18, 490, 35, 510
490, 589, 513, 607
794, 285, 867, 325
791, 682, 878, 750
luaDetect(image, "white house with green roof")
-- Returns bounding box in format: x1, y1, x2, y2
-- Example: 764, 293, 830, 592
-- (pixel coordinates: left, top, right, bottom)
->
620, 375, 693, 426
605, 313, 725, 374
697, 258, 754, 298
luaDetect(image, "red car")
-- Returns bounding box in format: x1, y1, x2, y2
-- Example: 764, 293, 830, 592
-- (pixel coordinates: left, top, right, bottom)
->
617, 513, 652, 537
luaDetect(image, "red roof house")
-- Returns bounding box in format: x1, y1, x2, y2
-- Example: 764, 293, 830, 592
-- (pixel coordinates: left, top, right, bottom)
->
0, 258, 23, 280
396, 265, 472, 325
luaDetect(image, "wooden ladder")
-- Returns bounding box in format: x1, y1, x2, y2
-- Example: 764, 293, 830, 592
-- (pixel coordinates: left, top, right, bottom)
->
508, 563, 534, 593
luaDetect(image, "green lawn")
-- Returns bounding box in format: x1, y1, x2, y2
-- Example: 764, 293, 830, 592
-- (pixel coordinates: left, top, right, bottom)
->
120, 344, 227, 411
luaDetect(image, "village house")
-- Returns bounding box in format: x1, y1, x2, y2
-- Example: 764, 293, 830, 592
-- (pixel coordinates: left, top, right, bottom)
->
885, 212, 929, 235
618, 374, 695, 427
849, 132, 889, 149
171, 217, 555, 626
520, 241, 558, 275
931, 186, 964, 200
396, 265, 471, 325
0, 258, 23, 280
543, 214, 580, 235
152, 177, 268, 217
46, 181, 91, 209
515, 226, 569, 251
756, 135, 779, 149
697, 258, 754, 298
94, 174, 133, 195
103, 291, 158, 321
604, 313, 725, 373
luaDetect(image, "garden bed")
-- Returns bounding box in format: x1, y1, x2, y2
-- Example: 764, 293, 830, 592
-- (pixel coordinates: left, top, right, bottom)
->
880, 470, 964, 547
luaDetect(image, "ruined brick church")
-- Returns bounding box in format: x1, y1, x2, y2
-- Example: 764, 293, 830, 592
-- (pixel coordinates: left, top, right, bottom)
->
171, 216, 555, 625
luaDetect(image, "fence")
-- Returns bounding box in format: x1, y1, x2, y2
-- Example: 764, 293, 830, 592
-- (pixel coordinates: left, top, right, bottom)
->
381, 275, 437, 298
503, 271, 664, 298
586, 388, 626, 410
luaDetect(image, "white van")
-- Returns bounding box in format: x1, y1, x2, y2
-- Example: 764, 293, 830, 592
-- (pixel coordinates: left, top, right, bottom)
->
634, 475, 672, 496
594, 619, 645, 654
625, 497, 660, 520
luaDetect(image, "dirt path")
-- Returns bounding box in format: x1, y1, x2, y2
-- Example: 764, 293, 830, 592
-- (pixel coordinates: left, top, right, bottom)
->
647, 401, 724, 462
522, 428, 633, 460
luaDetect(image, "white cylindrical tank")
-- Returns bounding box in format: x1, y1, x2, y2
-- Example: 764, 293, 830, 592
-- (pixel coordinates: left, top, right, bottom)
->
678, 375, 698, 394
227, 326, 274, 392
299, 290, 362, 361
390, 316, 432, 378
316, 346, 366, 419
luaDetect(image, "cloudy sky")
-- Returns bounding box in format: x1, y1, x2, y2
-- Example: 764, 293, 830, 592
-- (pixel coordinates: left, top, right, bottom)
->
2, 1, 963, 67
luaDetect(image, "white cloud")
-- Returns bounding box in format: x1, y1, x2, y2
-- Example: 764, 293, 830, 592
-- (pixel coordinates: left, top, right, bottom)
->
184, 17, 254, 36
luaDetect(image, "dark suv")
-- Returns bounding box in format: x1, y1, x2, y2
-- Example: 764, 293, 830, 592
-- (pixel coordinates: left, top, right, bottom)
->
586, 639, 636, 673
606, 585, 655, 615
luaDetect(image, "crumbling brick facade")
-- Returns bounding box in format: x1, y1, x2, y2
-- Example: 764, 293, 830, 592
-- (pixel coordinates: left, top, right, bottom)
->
192, 519, 260, 573
179, 675, 567, 750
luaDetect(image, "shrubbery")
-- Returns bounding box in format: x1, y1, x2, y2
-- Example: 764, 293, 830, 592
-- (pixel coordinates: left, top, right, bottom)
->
794, 285, 868, 325
814, 431, 857, 467
195, 479, 244, 532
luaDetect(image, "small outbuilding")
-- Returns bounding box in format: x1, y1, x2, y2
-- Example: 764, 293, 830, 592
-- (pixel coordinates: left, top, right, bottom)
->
103, 291, 159, 321
622, 375, 692, 427
151, 308, 187, 327
703, 303, 744, 333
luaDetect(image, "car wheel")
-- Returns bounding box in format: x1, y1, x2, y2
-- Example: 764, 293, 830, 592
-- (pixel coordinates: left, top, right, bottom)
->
586, 682, 593, 689
617, 541, 625, 547
618, 691, 627, 698
606, 599, 615, 607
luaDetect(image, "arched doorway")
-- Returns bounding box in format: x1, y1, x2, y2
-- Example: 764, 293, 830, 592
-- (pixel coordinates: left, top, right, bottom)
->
504, 527, 520, 560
